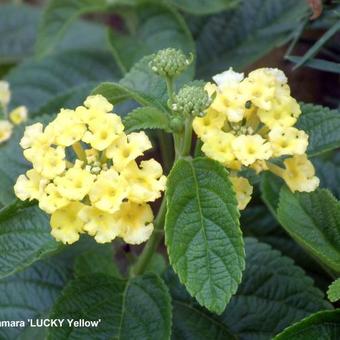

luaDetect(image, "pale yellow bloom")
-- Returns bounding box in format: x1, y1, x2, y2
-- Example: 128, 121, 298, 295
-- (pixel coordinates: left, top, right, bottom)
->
89, 168, 127, 213
50, 202, 84, 244
106, 131, 152, 171
122, 160, 166, 203
9, 106, 28, 125
79, 206, 120, 243
54, 164, 95, 200
201, 130, 236, 166
32, 146, 66, 179
269, 127, 308, 157
0, 120, 13, 144
83, 113, 123, 151
250, 160, 268, 174
230, 176, 253, 210
14, 169, 48, 201
84, 94, 113, 112
280, 155, 319, 192
232, 134, 272, 166
114, 202, 154, 245
0, 81, 10, 108
39, 183, 70, 214
20, 123, 44, 149
192, 108, 226, 141
212, 68, 244, 89
47, 109, 86, 146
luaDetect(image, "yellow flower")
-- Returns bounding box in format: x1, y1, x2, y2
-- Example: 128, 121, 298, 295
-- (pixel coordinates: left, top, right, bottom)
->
257, 96, 301, 128
230, 176, 253, 210
20, 123, 44, 149
89, 169, 127, 213
250, 160, 268, 174
31, 146, 66, 179
39, 183, 70, 214
9, 106, 28, 125
106, 131, 152, 171
14, 169, 48, 201
269, 127, 308, 157
114, 202, 154, 245
0, 120, 13, 144
50, 202, 84, 244
192, 108, 226, 141
280, 155, 319, 192
83, 113, 124, 151
232, 134, 272, 166
79, 206, 120, 243
54, 163, 95, 200
201, 130, 237, 166
84, 94, 113, 112
47, 109, 86, 147
122, 160, 166, 203
0, 81, 10, 108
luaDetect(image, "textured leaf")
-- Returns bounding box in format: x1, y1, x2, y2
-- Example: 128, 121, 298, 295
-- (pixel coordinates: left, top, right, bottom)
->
74, 247, 122, 278
0, 3, 106, 64
297, 103, 340, 156
6, 49, 120, 114
165, 238, 331, 340
168, 0, 239, 15
287, 56, 340, 74
274, 310, 340, 339
36, 0, 133, 56
109, 4, 195, 73
313, 152, 340, 199
48, 273, 172, 340
191, 0, 308, 77
260, 172, 284, 215
278, 187, 340, 273
327, 279, 340, 302
220, 238, 332, 339
124, 106, 170, 132
0, 204, 58, 279
0, 256, 72, 340
0, 125, 29, 206
165, 157, 244, 314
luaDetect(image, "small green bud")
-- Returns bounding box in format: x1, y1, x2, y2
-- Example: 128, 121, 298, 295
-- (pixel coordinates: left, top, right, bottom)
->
149, 48, 193, 78
171, 84, 211, 117
170, 117, 184, 132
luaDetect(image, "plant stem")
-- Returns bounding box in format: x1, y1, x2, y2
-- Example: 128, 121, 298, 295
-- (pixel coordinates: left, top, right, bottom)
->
158, 131, 174, 174
181, 117, 193, 157
72, 142, 86, 162
165, 77, 175, 107
130, 197, 167, 276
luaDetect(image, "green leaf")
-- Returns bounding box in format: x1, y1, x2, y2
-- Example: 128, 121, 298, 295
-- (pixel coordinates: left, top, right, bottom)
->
74, 247, 122, 278
0, 256, 72, 340
191, 0, 308, 77
165, 157, 245, 314
48, 273, 172, 339
287, 56, 340, 74
0, 204, 58, 279
165, 238, 331, 340
313, 153, 340, 199
168, 0, 239, 15
109, 4, 195, 73
0, 3, 106, 64
6, 49, 120, 114
296, 103, 340, 156
36, 0, 118, 56
124, 106, 170, 132
274, 310, 340, 339
277, 187, 340, 274
145, 253, 167, 276
260, 172, 284, 215
0, 125, 29, 206
327, 279, 340, 302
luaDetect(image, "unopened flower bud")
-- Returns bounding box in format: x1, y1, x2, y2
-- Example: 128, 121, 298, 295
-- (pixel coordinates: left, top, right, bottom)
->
172, 84, 211, 117
170, 117, 184, 133
149, 48, 193, 78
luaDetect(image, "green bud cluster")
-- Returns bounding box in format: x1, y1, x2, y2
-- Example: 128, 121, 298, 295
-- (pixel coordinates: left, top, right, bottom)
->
171, 84, 211, 117
149, 48, 193, 78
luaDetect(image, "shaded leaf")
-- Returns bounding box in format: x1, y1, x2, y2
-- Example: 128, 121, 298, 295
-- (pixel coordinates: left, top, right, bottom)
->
168, 0, 239, 15
327, 279, 340, 302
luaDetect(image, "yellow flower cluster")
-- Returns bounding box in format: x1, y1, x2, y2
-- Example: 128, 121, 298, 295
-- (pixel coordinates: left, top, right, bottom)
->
193, 68, 319, 209
0, 81, 28, 144
14, 95, 166, 245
